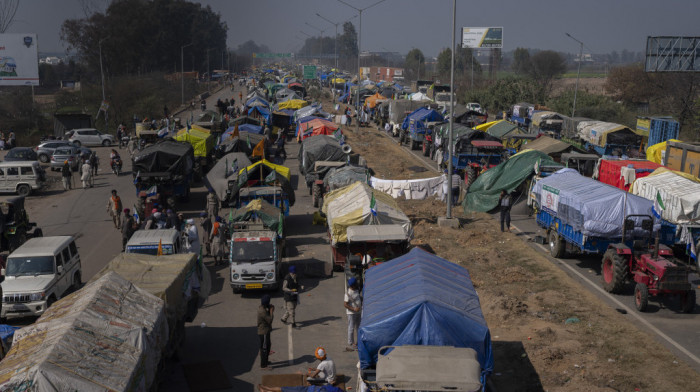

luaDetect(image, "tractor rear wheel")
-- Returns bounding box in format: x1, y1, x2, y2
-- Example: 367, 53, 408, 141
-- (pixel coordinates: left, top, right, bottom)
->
312, 184, 321, 208
602, 249, 628, 294
548, 230, 566, 258
680, 289, 696, 313
464, 167, 476, 191
422, 141, 430, 156
634, 283, 649, 312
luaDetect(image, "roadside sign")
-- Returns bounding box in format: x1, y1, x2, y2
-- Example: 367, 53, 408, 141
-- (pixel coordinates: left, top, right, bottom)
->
461, 27, 503, 48
252, 52, 293, 58
303, 65, 317, 80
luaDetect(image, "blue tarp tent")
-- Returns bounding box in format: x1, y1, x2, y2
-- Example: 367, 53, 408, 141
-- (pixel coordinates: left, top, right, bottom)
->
358, 248, 493, 382
337, 93, 349, 103
401, 107, 444, 130
246, 96, 269, 108
248, 106, 271, 125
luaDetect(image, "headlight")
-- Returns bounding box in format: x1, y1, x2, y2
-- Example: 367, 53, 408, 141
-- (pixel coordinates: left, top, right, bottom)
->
266, 272, 274, 280
30, 292, 45, 301
232, 273, 240, 280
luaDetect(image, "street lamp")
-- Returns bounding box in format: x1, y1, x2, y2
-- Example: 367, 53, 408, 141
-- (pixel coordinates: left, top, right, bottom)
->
337, 0, 388, 134
299, 30, 312, 58
316, 13, 357, 72
98, 36, 110, 103
305, 22, 327, 63
206, 47, 216, 93
565, 32, 585, 118
181, 42, 193, 106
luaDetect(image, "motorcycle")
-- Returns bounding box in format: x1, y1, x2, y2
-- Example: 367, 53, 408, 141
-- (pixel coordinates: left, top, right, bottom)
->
201, 101, 206, 111
120, 136, 130, 149
111, 157, 122, 176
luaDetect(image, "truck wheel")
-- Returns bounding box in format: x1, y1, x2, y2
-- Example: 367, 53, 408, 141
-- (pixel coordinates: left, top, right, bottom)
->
16, 184, 30, 197
634, 283, 649, 312
422, 141, 430, 156
680, 289, 696, 313
32, 228, 43, 238
548, 230, 566, 258
72, 271, 82, 291
232, 287, 242, 294
601, 249, 628, 294
464, 167, 476, 191
38, 154, 49, 163
312, 184, 321, 208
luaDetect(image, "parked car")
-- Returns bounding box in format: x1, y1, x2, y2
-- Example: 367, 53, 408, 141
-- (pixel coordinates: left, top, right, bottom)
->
0, 161, 46, 196
35, 140, 73, 163
50, 146, 81, 171
4, 147, 37, 162
68, 128, 114, 147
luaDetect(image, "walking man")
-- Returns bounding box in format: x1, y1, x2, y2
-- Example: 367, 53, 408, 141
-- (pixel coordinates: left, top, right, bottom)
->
257, 294, 274, 370
61, 161, 72, 191
344, 277, 362, 351
107, 189, 123, 230
199, 212, 212, 256
80, 159, 92, 189
210, 216, 226, 265
206, 191, 219, 219
89, 152, 99, 176
281, 266, 302, 328
499, 189, 512, 232
121, 209, 136, 251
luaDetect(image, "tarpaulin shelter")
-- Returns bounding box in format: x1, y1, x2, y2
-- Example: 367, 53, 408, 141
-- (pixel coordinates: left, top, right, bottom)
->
387, 100, 421, 124
324, 165, 370, 191
229, 115, 261, 128
357, 247, 493, 382
322, 181, 412, 245
246, 96, 270, 108
248, 106, 271, 125
531, 169, 657, 238
174, 127, 215, 158
401, 108, 444, 131
630, 168, 700, 225
230, 198, 283, 235
0, 272, 168, 392
485, 121, 519, 138
298, 135, 347, 187
521, 136, 574, 156
577, 121, 642, 153
277, 99, 309, 110
217, 131, 265, 157
204, 152, 251, 202
288, 82, 306, 97
295, 104, 330, 121
233, 159, 295, 206
463, 150, 556, 212
410, 92, 431, 101
364, 92, 387, 109
296, 118, 340, 142
132, 140, 194, 178
595, 159, 662, 191
275, 88, 300, 102
646, 139, 682, 164
530, 111, 564, 131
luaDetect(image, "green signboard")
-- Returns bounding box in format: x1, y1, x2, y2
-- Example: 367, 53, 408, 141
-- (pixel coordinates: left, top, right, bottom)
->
303, 65, 317, 80
252, 52, 292, 58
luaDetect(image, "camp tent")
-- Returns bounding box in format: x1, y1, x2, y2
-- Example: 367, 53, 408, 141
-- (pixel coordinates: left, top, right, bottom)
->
248, 106, 271, 125
246, 96, 270, 108
357, 247, 493, 384
277, 99, 309, 110
132, 139, 194, 177
204, 152, 251, 202
364, 92, 387, 109
521, 136, 574, 156
233, 159, 295, 206
174, 126, 215, 157
217, 131, 265, 157
296, 118, 340, 142
322, 181, 412, 245
485, 121, 519, 138
401, 108, 444, 131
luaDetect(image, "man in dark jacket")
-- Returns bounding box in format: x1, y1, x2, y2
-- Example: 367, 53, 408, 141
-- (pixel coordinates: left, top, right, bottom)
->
499, 189, 512, 232
281, 266, 302, 328
121, 208, 137, 251
61, 161, 72, 191
257, 294, 274, 369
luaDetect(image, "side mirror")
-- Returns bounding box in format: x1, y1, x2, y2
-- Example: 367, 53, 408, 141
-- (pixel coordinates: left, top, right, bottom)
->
57, 265, 64, 275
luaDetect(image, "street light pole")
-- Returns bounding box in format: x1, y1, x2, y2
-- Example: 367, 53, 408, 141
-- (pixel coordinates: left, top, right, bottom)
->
181, 42, 193, 106
305, 22, 326, 64
98, 36, 110, 103
446, 0, 456, 219
565, 33, 584, 118
338, 0, 388, 134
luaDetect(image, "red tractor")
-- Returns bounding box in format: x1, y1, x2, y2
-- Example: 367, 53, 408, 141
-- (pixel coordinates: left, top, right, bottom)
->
601, 215, 696, 313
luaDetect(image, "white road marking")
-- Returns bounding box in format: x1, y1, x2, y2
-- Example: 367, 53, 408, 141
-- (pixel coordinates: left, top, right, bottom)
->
288, 322, 294, 366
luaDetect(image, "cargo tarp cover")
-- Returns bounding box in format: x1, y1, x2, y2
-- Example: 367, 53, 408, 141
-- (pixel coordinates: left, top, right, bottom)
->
132, 140, 194, 177
630, 169, 700, 225
218, 131, 265, 156
401, 108, 444, 131
234, 159, 295, 206
297, 118, 340, 141
485, 121, 520, 138
531, 111, 564, 127
521, 136, 572, 155
231, 199, 283, 234
531, 169, 656, 237
248, 106, 271, 124
299, 135, 347, 178
294, 104, 330, 121
174, 127, 215, 158
463, 150, 555, 212
646, 139, 681, 164
322, 181, 412, 245
577, 121, 637, 147
324, 165, 370, 190
204, 152, 251, 202
358, 248, 493, 380
277, 99, 308, 110
0, 272, 168, 392
364, 93, 387, 109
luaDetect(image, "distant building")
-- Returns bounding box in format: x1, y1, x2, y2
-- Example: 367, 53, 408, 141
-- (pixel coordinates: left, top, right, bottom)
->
362, 66, 404, 83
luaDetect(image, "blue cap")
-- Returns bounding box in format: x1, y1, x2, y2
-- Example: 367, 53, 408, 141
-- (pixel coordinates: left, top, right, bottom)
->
289, 265, 296, 273
348, 277, 357, 287
261, 294, 271, 306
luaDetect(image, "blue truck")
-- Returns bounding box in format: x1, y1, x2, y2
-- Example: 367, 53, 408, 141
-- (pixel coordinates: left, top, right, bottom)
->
636, 116, 680, 148
509, 102, 535, 129
399, 107, 443, 150
530, 169, 674, 258
447, 129, 507, 189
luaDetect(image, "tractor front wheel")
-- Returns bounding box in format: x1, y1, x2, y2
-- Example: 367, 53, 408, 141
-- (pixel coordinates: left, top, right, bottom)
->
634, 283, 649, 312
464, 166, 477, 191
602, 249, 628, 294
680, 289, 696, 313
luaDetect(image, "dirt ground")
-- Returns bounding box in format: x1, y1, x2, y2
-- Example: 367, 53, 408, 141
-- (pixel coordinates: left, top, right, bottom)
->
332, 112, 700, 391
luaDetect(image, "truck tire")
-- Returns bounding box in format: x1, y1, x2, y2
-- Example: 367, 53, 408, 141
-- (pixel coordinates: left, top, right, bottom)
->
680, 289, 696, 313
411, 140, 419, 150
601, 249, 628, 294
464, 167, 477, 191
312, 184, 321, 208
634, 283, 649, 312
548, 230, 566, 258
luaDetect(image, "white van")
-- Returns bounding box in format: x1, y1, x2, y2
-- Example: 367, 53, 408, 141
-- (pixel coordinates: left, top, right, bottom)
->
0, 161, 46, 196
124, 229, 184, 255
1, 236, 82, 320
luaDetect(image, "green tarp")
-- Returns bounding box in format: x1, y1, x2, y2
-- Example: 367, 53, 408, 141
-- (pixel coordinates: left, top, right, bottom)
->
462, 150, 556, 212
230, 199, 283, 236
486, 121, 520, 138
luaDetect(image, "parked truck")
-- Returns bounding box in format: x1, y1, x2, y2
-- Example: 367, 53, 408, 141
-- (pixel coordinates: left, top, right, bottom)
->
663, 140, 700, 177
400, 107, 444, 150
447, 129, 507, 189
636, 116, 679, 149
132, 140, 194, 208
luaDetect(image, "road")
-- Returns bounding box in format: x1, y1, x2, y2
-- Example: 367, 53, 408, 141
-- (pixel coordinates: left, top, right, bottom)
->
10, 84, 359, 392
377, 127, 700, 373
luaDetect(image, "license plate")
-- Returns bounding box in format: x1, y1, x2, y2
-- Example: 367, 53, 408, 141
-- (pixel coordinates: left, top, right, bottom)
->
12, 304, 27, 310
245, 283, 263, 289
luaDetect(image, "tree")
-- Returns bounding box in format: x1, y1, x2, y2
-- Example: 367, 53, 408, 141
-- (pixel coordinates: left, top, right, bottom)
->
604, 64, 656, 104
0, 0, 18, 33
528, 50, 566, 101
337, 21, 358, 70
512, 47, 531, 75
404, 48, 425, 81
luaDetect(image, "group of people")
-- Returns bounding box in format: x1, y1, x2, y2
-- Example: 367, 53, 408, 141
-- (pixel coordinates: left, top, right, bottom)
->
60, 152, 99, 191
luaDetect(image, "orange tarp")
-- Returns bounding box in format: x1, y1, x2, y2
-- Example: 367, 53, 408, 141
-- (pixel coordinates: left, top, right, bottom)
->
296, 118, 340, 142
364, 92, 387, 109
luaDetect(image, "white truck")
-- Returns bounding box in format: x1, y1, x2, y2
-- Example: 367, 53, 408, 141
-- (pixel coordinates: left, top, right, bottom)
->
229, 226, 283, 293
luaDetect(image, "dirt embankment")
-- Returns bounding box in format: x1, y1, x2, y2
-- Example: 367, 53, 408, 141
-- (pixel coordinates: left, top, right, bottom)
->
340, 122, 700, 391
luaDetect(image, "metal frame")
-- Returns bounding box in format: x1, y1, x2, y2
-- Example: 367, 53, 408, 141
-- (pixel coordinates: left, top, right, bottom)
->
645, 36, 700, 72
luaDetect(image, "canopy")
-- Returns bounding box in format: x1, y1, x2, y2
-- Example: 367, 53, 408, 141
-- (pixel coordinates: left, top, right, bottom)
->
324, 165, 370, 191
475, 120, 500, 132
322, 181, 412, 245
521, 136, 573, 155
463, 150, 556, 212
531, 169, 657, 237
296, 118, 340, 141
230, 198, 283, 235
630, 168, 700, 225
204, 152, 251, 202
295, 104, 330, 121
401, 108, 444, 131
646, 139, 681, 164
577, 121, 640, 148
233, 159, 295, 206
277, 99, 308, 110
0, 272, 168, 392
531, 111, 565, 128
217, 131, 265, 157
246, 96, 270, 108
358, 248, 493, 380
248, 105, 271, 124
174, 127, 215, 158
485, 121, 520, 138
364, 92, 387, 109
132, 140, 194, 177
298, 135, 347, 179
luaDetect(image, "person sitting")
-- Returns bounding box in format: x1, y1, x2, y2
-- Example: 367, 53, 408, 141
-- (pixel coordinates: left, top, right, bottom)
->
306, 347, 336, 385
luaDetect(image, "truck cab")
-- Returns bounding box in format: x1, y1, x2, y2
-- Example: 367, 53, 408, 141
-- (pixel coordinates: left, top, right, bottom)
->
229, 229, 282, 293
124, 229, 184, 255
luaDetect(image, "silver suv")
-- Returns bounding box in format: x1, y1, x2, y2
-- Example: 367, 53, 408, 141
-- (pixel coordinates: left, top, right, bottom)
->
68, 128, 114, 147
36, 140, 73, 163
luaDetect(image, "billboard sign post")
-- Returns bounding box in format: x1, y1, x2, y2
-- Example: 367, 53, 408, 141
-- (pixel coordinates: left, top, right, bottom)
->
303, 65, 317, 80
461, 27, 503, 49
0, 33, 39, 86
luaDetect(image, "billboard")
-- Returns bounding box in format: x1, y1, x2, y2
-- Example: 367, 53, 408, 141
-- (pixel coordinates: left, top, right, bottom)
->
645, 36, 700, 72
461, 27, 503, 49
0, 33, 39, 86
303, 65, 317, 80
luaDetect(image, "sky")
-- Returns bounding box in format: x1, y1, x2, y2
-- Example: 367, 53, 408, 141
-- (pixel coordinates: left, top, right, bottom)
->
9, 0, 700, 58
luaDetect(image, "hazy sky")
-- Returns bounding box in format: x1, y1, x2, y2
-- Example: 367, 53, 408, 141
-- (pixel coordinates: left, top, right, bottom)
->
9, 0, 700, 58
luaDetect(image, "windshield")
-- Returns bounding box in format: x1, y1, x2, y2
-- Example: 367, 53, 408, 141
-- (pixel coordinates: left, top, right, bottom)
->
6, 256, 54, 276
125, 244, 174, 255
232, 241, 274, 263
436, 93, 452, 101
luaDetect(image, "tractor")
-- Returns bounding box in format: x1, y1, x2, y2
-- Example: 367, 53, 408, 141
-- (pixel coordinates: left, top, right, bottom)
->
601, 214, 696, 313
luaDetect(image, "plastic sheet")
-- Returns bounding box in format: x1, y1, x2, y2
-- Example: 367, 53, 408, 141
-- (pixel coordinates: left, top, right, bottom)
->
324, 165, 370, 191
630, 169, 700, 225
298, 135, 347, 178
204, 152, 251, 202
132, 140, 194, 177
